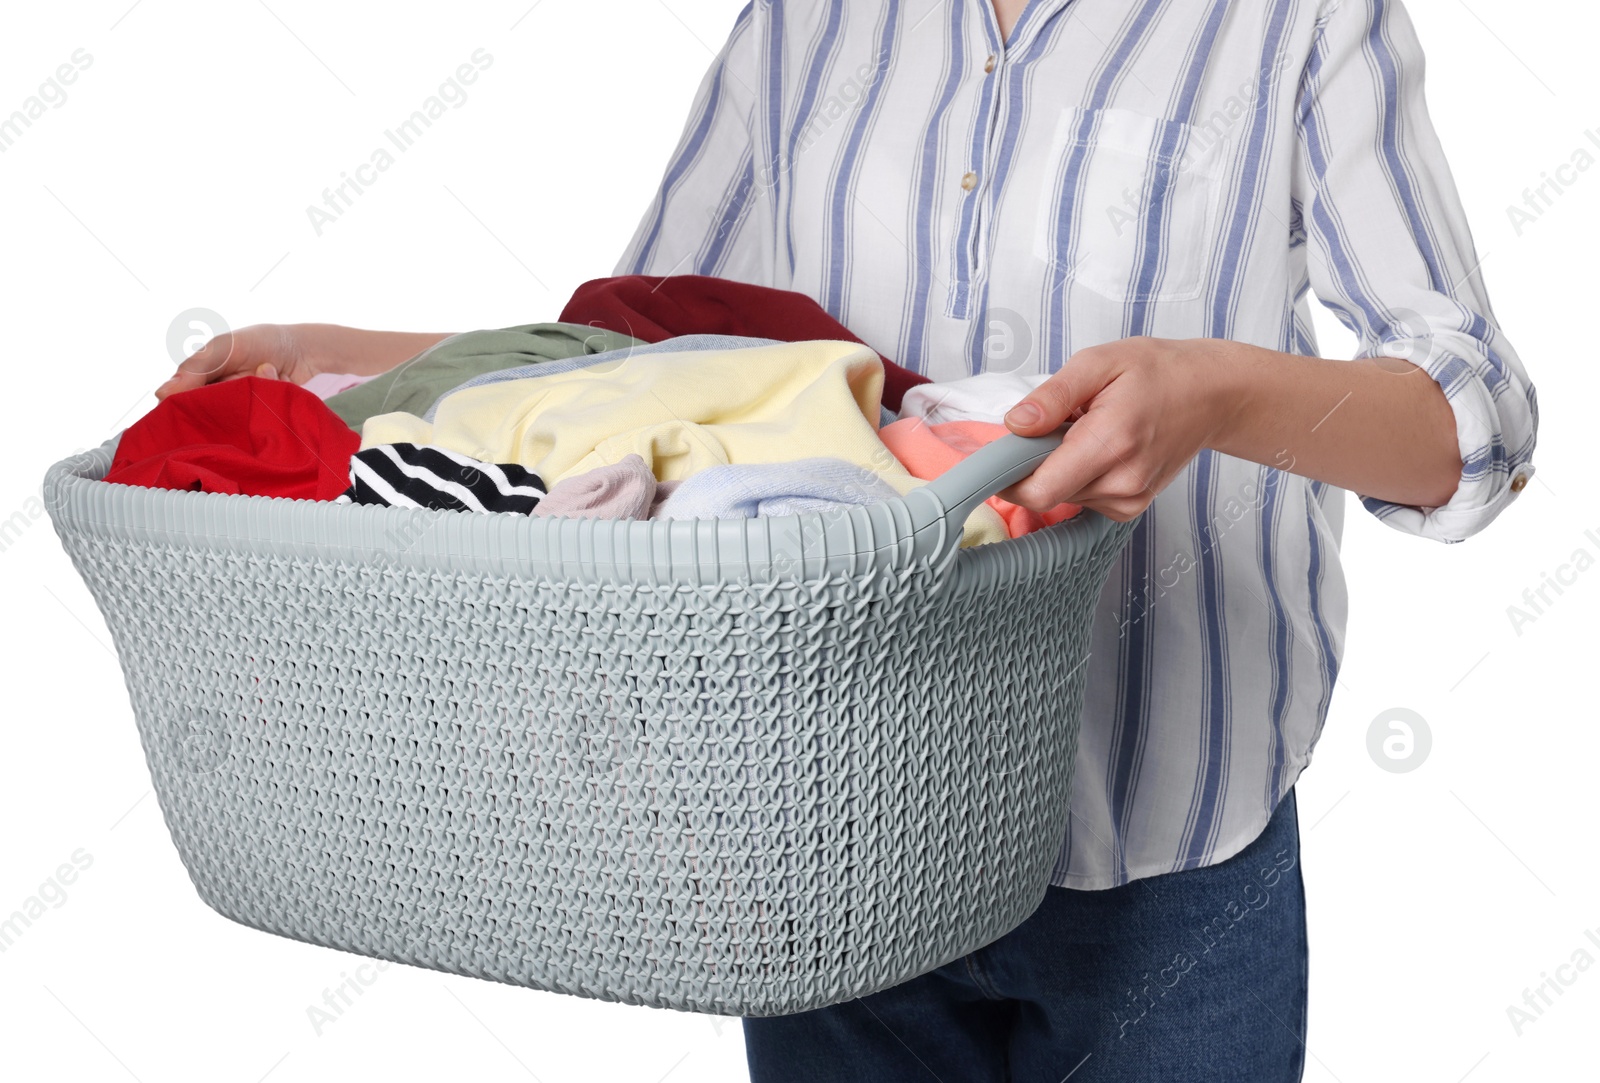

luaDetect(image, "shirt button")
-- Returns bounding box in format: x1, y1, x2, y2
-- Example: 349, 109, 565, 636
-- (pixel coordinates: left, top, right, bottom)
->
984, 54, 997, 73
1510, 472, 1529, 493
960, 171, 978, 191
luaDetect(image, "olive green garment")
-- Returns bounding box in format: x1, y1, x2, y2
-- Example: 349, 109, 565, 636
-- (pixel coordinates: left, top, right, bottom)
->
324, 322, 644, 429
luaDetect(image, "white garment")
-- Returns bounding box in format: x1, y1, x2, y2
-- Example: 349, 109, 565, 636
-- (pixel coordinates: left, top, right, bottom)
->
899, 372, 1051, 426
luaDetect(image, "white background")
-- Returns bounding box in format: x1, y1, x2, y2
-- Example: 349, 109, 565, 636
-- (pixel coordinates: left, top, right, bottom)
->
1, 1, 1595, 1080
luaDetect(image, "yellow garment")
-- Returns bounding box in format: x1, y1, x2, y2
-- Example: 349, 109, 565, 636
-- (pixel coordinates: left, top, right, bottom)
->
361, 339, 1006, 547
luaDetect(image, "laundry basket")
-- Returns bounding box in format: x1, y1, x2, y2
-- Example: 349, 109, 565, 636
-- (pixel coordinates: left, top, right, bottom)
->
45, 430, 1132, 1016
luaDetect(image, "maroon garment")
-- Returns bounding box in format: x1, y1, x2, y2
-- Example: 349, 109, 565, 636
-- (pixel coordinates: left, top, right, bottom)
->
106, 377, 359, 501
558, 275, 930, 411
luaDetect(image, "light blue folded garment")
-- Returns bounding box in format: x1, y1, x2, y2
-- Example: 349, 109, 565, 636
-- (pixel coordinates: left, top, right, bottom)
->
420, 334, 781, 422
653, 458, 901, 521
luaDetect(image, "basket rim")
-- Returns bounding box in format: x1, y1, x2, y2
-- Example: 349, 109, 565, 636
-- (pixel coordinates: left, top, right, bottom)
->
44, 435, 1126, 584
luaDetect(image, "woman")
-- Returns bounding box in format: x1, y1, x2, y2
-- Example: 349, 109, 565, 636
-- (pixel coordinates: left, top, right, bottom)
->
157, 0, 1537, 1078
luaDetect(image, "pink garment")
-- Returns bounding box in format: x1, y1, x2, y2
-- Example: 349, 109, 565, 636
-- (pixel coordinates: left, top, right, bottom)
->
877, 418, 1080, 538
302, 371, 380, 400
532, 453, 658, 520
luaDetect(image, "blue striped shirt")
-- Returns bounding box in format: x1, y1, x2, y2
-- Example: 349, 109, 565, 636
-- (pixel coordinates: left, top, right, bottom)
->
615, 0, 1539, 888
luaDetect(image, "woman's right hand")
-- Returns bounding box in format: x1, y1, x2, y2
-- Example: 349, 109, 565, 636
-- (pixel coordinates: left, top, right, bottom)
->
154, 323, 455, 401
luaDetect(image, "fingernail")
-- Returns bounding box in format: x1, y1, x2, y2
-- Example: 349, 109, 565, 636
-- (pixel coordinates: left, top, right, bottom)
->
1006, 402, 1042, 428
257, 363, 278, 380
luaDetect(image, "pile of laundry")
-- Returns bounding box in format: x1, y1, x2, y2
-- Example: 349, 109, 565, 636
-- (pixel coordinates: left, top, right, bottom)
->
105, 275, 1078, 547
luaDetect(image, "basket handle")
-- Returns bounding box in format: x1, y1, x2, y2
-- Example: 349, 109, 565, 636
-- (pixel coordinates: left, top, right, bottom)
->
903, 428, 1069, 549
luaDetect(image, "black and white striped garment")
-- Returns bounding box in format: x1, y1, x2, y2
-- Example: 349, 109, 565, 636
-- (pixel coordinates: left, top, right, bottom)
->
336, 443, 547, 514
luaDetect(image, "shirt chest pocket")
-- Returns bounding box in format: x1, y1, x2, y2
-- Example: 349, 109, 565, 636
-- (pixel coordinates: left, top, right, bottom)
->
1032, 106, 1227, 304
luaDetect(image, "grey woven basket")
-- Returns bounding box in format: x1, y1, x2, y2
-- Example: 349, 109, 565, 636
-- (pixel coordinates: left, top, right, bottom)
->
45, 431, 1131, 1016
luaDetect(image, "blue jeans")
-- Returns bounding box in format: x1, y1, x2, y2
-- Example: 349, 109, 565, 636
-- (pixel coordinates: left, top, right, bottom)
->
743, 790, 1307, 1082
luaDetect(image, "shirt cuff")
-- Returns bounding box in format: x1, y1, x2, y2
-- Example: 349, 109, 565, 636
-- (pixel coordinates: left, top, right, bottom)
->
1357, 341, 1535, 544
1360, 462, 1532, 543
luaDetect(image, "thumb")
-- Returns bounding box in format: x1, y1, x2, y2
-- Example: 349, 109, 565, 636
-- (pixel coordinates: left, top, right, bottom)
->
1004, 347, 1116, 435
154, 331, 251, 400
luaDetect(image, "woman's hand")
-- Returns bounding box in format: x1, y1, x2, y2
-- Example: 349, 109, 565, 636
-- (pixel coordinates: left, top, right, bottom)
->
1001, 337, 1239, 521
154, 324, 455, 401
1000, 335, 1462, 519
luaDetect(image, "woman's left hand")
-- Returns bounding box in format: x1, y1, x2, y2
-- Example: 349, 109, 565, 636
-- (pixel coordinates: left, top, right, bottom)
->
1000, 336, 1241, 522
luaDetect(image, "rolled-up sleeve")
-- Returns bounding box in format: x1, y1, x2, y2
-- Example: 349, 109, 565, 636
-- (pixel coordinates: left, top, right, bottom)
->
613, 2, 774, 285
1292, 0, 1538, 543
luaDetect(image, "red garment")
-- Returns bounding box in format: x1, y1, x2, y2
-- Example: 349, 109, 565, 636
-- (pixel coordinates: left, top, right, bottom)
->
878, 418, 1080, 538
106, 377, 359, 501
558, 275, 930, 411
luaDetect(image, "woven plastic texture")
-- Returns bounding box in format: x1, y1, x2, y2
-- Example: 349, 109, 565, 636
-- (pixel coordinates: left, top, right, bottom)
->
46, 436, 1132, 1016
